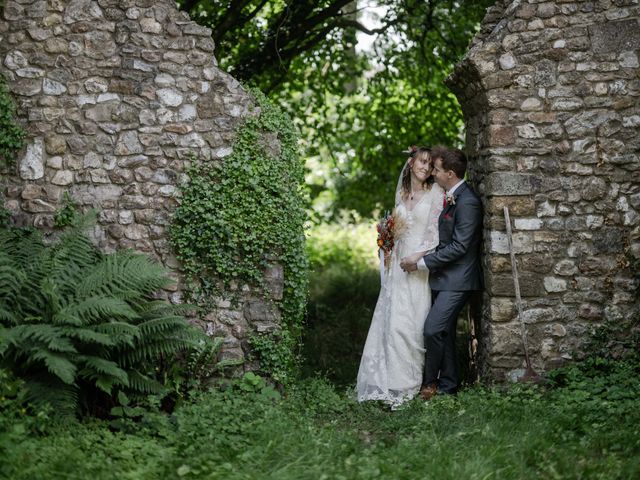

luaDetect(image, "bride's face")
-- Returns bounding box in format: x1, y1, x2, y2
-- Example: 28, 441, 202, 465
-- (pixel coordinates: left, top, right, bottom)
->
410, 154, 433, 182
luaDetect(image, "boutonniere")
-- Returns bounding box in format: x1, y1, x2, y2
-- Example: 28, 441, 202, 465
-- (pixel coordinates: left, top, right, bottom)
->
443, 213, 453, 220
445, 193, 456, 206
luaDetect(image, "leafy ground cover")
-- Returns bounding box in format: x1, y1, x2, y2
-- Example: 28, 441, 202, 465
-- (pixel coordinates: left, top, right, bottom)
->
2, 359, 639, 480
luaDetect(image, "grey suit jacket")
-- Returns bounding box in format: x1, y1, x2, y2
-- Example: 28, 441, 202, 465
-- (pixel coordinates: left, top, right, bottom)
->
423, 182, 483, 291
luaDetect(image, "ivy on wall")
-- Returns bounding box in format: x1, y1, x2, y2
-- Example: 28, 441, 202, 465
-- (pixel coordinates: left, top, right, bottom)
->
170, 89, 308, 384
0, 74, 25, 169
0, 73, 25, 223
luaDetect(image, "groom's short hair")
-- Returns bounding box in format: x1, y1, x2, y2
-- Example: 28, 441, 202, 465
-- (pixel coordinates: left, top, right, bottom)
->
432, 147, 467, 179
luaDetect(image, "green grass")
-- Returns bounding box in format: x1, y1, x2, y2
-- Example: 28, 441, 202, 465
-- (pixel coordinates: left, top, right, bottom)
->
3, 363, 639, 480
4, 219, 637, 479
303, 220, 380, 385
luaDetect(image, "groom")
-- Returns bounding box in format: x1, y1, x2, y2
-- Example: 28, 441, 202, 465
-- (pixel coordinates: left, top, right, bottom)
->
400, 147, 483, 399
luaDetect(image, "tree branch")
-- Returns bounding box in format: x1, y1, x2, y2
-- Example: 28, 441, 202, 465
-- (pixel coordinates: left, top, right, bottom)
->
212, 0, 257, 43
232, 1, 355, 82
242, 0, 270, 24
334, 18, 398, 36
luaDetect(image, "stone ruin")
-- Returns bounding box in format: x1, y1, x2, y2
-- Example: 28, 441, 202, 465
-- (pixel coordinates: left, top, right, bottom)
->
448, 0, 640, 380
1, 0, 639, 381
0, 0, 283, 368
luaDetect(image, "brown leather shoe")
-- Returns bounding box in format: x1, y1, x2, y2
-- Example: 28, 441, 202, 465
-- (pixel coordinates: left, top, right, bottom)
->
419, 383, 438, 401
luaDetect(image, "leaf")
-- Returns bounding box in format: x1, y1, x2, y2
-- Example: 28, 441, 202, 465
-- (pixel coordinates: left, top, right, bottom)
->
110, 406, 125, 417
96, 376, 115, 395
79, 355, 129, 387
29, 351, 77, 385
117, 390, 129, 406
54, 296, 138, 325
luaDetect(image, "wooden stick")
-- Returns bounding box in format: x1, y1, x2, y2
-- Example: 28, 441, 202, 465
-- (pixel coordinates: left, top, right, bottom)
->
503, 206, 535, 372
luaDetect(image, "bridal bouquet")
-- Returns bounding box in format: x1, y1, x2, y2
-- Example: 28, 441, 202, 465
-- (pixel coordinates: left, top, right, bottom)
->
376, 211, 395, 254
376, 209, 407, 266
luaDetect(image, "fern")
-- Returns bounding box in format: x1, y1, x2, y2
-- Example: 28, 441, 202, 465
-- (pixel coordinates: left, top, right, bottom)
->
54, 297, 138, 325
0, 223, 205, 417
77, 253, 171, 300
125, 370, 163, 394
59, 327, 116, 347
77, 355, 130, 394
25, 375, 79, 418
138, 316, 194, 335
0, 227, 44, 268
27, 351, 77, 384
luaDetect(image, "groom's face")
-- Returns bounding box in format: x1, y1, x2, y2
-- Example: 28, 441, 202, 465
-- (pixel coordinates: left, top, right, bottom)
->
432, 158, 453, 189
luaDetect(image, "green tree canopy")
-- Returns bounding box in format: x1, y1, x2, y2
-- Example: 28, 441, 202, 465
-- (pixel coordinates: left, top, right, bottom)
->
178, 0, 494, 218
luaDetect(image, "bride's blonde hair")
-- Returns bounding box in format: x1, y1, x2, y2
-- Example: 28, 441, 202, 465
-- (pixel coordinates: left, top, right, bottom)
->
400, 147, 434, 200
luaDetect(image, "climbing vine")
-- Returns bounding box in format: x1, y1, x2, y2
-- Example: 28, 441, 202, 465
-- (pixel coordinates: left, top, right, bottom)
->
0, 74, 25, 169
170, 89, 308, 384
0, 73, 25, 225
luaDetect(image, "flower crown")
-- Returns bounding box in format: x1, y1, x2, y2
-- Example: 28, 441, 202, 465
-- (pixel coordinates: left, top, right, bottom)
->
402, 145, 431, 157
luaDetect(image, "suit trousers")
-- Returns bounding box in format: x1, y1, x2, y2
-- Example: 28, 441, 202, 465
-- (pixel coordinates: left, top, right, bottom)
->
423, 290, 471, 393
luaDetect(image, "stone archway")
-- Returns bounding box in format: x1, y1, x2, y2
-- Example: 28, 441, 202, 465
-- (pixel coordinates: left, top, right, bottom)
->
447, 0, 640, 381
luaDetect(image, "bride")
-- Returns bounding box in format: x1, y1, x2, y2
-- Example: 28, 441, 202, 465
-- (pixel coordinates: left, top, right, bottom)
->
356, 146, 444, 408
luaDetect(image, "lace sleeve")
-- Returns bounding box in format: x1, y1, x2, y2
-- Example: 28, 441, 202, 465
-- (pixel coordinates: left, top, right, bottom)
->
414, 185, 444, 254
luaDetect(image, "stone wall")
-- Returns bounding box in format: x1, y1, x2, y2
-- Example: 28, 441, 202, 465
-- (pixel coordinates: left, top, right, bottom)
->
0, 0, 283, 366
448, 0, 640, 381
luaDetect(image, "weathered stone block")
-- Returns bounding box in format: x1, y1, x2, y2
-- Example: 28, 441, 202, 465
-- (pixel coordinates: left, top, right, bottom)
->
486, 323, 526, 357
565, 110, 620, 137
44, 134, 66, 155
156, 87, 183, 107
11, 78, 42, 96
553, 260, 578, 276
534, 59, 557, 87
23, 199, 56, 213
577, 303, 603, 320
489, 297, 516, 323
581, 177, 608, 201
543, 277, 567, 293
19, 138, 45, 180
486, 173, 541, 196
114, 131, 143, 155
71, 184, 123, 204
516, 124, 543, 139
513, 218, 543, 230
521, 97, 541, 111
589, 19, 640, 54
51, 170, 74, 186
578, 256, 617, 275
499, 52, 516, 70
521, 307, 555, 324
488, 230, 533, 254
244, 298, 281, 323
486, 273, 544, 297
43, 78, 66, 95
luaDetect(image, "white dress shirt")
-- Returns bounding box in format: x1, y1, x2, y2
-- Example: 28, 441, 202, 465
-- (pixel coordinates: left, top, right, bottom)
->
416, 179, 466, 270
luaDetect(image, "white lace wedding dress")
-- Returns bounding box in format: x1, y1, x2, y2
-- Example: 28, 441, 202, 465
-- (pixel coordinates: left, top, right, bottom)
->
356, 184, 444, 408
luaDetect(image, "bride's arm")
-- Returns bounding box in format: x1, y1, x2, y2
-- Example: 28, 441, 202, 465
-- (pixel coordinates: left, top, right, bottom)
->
400, 187, 443, 272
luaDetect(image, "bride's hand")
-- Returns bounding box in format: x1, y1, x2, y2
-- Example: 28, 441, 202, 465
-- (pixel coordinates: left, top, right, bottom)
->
400, 252, 426, 272
400, 256, 417, 272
